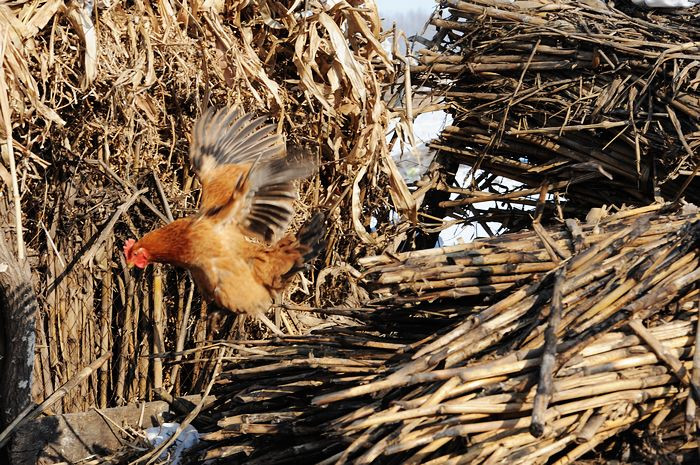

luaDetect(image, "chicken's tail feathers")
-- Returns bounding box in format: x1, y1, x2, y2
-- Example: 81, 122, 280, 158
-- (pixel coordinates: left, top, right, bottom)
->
280, 212, 326, 282
297, 212, 326, 263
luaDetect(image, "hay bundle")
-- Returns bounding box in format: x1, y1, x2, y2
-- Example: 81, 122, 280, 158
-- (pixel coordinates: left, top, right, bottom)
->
0, 0, 411, 414
360, 204, 692, 304
112, 202, 698, 464
413, 0, 699, 226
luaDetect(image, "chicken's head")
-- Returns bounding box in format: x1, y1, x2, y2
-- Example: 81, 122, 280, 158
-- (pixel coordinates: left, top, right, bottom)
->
124, 239, 151, 269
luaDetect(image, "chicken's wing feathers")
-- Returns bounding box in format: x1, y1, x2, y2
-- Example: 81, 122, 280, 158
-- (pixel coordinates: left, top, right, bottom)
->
190, 106, 285, 182
191, 106, 316, 242
241, 156, 315, 242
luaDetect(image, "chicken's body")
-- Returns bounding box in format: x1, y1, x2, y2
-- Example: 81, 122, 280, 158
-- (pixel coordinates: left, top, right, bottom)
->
124, 106, 324, 335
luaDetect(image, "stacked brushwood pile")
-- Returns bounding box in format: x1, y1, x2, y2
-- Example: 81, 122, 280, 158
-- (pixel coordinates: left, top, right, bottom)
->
109, 202, 699, 464
412, 0, 699, 231
2, 1, 698, 464
0, 0, 413, 418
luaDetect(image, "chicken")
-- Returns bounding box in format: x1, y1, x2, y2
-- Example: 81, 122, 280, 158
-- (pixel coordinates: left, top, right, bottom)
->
123, 106, 325, 336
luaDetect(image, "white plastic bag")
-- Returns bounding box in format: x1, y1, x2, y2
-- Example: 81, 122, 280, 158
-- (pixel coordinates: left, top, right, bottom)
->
144, 422, 199, 465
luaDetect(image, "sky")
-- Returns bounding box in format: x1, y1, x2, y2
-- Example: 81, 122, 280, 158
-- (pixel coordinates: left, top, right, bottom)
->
375, 0, 436, 15
374, 0, 437, 35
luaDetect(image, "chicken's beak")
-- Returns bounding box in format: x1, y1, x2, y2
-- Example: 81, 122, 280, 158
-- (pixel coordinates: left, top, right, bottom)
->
127, 262, 134, 269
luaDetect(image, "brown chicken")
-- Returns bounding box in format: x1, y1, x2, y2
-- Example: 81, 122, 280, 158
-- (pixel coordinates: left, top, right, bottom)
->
123, 106, 324, 335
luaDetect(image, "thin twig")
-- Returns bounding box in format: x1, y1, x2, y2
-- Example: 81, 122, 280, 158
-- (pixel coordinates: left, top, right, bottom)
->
152, 172, 174, 223
81, 188, 148, 265
0, 29, 25, 260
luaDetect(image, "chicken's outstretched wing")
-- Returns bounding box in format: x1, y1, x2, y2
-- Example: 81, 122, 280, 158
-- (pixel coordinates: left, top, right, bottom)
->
190, 106, 314, 242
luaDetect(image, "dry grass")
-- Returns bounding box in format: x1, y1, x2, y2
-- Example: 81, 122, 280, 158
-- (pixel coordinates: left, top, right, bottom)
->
0, 0, 413, 413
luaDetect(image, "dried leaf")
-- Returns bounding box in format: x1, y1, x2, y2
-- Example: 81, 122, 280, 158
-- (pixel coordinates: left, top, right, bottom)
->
318, 11, 367, 105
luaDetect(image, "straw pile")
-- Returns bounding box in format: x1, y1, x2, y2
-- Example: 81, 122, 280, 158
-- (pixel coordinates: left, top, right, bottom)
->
2, 1, 698, 463
412, 0, 699, 226
108, 202, 699, 464
0, 0, 413, 416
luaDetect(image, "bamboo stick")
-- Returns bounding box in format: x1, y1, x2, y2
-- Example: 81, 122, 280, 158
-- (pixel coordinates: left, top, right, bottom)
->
688, 299, 700, 434
629, 318, 700, 401
531, 266, 567, 437
152, 267, 165, 391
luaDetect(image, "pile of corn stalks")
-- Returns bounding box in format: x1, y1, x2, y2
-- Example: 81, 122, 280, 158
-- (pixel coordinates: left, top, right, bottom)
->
111, 202, 699, 464
0, 0, 412, 416
412, 0, 699, 231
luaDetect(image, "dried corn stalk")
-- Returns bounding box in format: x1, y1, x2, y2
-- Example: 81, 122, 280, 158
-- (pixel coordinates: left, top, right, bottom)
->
0, 0, 412, 413
413, 0, 699, 235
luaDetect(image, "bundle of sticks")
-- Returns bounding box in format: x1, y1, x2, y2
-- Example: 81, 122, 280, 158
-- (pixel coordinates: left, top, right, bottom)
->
361, 204, 694, 305
413, 0, 699, 223
117, 203, 699, 464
